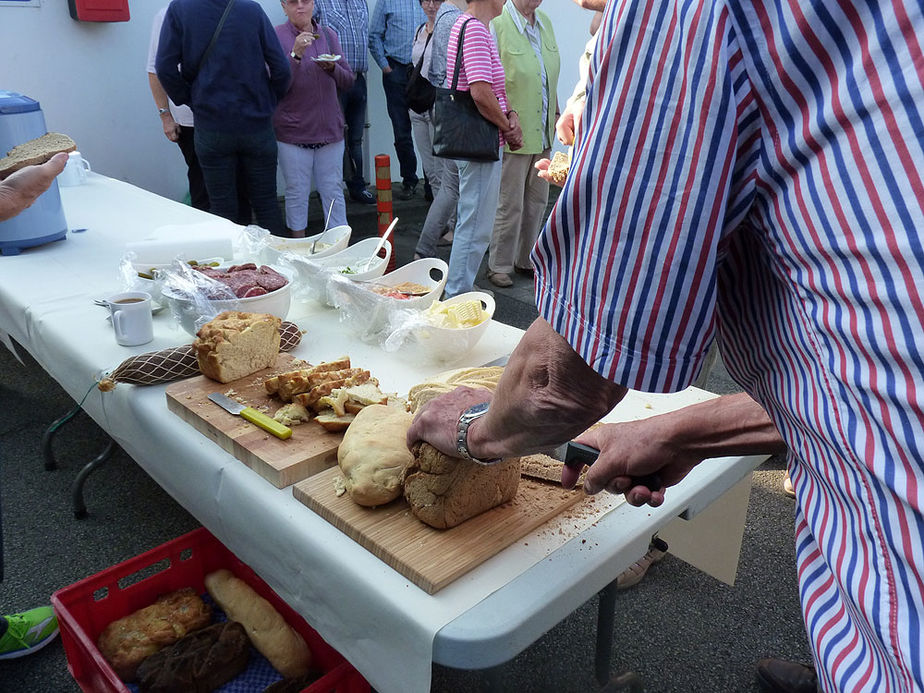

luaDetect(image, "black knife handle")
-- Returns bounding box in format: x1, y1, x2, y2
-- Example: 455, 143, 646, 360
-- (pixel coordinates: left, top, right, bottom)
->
564, 442, 662, 492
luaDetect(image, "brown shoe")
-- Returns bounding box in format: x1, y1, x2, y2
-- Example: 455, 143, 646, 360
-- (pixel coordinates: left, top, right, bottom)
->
487, 271, 513, 288
755, 658, 818, 693
514, 264, 534, 278
616, 536, 668, 589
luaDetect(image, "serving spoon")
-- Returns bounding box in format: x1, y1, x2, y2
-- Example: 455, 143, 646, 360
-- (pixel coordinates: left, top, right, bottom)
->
311, 200, 336, 254
357, 217, 398, 272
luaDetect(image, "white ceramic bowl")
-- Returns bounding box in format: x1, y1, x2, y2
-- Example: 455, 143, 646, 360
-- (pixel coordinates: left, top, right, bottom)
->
161, 264, 293, 335
414, 291, 495, 362
260, 225, 351, 264
361, 257, 448, 309
310, 236, 392, 281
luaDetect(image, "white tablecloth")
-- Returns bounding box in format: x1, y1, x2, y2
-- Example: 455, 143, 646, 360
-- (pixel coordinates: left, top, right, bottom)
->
0, 175, 764, 692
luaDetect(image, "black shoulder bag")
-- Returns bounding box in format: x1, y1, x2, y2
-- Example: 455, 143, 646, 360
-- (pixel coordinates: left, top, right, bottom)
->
431, 18, 500, 162
196, 0, 236, 76
406, 25, 437, 114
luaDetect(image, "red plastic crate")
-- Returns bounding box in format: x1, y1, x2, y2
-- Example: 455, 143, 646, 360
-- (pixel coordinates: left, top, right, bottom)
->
51, 527, 369, 693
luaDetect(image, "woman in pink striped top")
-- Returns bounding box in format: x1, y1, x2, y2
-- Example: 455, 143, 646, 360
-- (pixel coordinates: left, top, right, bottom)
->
439, 0, 522, 297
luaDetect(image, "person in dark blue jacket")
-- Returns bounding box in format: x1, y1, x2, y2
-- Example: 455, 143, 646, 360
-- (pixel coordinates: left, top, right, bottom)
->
156, 0, 291, 236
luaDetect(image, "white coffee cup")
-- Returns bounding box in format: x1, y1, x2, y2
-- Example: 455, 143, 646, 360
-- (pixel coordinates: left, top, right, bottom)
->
58, 151, 91, 187
107, 291, 154, 346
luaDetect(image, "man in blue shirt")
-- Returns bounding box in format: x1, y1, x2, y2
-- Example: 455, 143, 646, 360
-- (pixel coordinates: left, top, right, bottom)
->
316, 0, 376, 205
156, 0, 289, 236
368, 0, 427, 199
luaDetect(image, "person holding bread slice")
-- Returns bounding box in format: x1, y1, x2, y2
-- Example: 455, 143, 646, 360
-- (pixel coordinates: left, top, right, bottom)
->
0, 151, 67, 223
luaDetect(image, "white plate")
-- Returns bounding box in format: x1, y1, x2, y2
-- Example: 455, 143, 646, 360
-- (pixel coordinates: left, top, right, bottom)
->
312, 54, 341, 62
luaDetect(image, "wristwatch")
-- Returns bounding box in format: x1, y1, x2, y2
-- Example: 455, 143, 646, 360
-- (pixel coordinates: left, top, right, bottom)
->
290, 50, 301, 61
157, 107, 170, 116
456, 402, 502, 466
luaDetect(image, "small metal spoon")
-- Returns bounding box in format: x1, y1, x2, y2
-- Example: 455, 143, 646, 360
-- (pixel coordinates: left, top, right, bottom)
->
311, 200, 336, 254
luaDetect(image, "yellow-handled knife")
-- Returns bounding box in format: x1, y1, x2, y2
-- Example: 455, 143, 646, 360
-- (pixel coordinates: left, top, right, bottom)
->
207, 392, 292, 440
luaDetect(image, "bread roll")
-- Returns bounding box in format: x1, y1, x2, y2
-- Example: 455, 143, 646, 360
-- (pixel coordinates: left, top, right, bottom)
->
204, 569, 312, 678
0, 132, 77, 177
337, 404, 415, 506
193, 311, 281, 383
404, 443, 520, 529
135, 620, 250, 693
97, 587, 212, 681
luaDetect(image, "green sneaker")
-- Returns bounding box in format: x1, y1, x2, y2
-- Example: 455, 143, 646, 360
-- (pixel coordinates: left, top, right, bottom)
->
0, 606, 59, 660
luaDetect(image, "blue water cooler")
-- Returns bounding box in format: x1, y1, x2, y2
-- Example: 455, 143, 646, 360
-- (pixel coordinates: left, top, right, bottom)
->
0, 91, 69, 256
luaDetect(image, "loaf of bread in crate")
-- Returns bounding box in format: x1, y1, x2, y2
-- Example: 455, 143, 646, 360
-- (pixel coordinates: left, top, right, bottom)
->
404, 443, 520, 529
204, 569, 312, 678
338, 404, 415, 506
97, 587, 212, 681
135, 620, 250, 693
193, 311, 282, 383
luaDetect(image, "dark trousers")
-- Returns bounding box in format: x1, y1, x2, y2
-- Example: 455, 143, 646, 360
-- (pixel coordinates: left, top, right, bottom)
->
340, 72, 369, 195
193, 125, 283, 236
382, 58, 419, 188
175, 125, 210, 211
177, 126, 252, 222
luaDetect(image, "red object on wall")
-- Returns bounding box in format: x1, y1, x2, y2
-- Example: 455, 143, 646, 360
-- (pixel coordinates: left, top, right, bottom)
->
68, 0, 130, 22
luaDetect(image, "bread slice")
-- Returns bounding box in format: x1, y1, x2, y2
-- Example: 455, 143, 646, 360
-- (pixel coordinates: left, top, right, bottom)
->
314, 409, 355, 432
193, 311, 281, 383
0, 132, 77, 177
547, 150, 571, 185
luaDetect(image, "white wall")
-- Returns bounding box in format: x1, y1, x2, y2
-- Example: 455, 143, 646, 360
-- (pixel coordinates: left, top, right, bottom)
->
0, 0, 594, 203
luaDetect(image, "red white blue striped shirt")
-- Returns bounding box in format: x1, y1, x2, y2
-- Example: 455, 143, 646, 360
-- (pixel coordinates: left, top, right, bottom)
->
533, 0, 924, 688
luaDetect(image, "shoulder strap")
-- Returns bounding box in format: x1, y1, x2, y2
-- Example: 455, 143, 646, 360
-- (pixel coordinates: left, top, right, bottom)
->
197, 0, 236, 75
449, 17, 476, 93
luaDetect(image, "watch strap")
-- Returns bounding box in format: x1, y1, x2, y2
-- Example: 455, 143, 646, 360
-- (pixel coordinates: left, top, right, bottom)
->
456, 402, 502, 466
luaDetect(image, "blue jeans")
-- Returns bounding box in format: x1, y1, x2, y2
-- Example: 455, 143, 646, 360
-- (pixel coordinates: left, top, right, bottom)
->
445, 152, 503, 297
382, 58, 419, 188
340, 72, 368, 195
194, 124, 284, 236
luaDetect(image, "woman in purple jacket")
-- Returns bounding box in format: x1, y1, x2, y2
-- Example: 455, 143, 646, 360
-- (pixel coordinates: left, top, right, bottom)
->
274, 0, 354, 237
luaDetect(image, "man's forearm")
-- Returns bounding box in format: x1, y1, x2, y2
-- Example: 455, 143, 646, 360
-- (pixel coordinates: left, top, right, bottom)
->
467, 318, 627, 459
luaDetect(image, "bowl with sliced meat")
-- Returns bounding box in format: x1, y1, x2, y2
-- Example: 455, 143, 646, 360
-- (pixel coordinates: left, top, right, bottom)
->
161, 262, 294, 335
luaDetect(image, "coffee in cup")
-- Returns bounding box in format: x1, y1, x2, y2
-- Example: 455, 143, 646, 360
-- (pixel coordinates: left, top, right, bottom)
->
106, 291, 153, 346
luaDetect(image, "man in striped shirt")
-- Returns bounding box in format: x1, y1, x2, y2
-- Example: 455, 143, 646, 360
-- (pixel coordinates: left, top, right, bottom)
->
409, 0, 924, 689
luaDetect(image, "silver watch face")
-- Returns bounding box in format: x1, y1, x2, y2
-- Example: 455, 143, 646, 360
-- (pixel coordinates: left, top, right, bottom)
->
462, 401, 490, 420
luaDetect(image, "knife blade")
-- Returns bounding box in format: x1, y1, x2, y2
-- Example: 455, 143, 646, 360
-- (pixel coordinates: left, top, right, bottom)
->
207, 393, 292, 440
551, 441, 662, 492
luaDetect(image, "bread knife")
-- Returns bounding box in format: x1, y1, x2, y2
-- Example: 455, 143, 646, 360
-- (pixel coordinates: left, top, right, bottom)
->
207, 393, 292, 440
552, 441, 661, 492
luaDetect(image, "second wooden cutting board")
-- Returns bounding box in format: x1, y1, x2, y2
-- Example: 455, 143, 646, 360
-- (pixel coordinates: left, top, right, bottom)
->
165, 353, 343, 488
293, 466, 588, 593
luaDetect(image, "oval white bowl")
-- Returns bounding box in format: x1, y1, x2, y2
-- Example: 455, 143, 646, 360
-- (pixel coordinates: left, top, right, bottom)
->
161, 264, 293, 335
361, 257, 448, 309
260, 225, 351, 264
414, 291, 495, 362
311, 236, 392, 281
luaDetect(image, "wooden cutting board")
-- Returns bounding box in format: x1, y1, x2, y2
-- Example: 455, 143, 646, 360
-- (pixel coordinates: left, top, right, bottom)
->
292, 466, 587, 594
165, 353, 343, 488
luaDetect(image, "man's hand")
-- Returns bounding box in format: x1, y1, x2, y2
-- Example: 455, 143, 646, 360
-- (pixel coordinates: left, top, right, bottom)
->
406, 386, 495, 458
503, 112, 524, 151
161, 113, 180, 142
556, 99, 585, 146
563, 392, 787, 508
0, 152, 68, 222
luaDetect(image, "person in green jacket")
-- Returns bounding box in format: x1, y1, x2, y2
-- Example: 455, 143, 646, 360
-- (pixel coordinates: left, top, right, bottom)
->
486, 0, 560, 288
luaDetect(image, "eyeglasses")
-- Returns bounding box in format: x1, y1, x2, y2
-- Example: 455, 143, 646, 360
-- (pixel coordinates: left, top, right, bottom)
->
284, 0, 312, 6
420, 0, 443, 5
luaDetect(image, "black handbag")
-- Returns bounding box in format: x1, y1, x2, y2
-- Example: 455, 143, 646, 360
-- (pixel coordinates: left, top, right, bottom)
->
406, 26, 436, 114
431, 18, 499, 162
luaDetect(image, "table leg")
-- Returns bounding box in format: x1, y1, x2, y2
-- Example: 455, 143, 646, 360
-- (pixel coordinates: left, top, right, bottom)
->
71, 439, 116, 519
596, 580, 644, 691
41, 411, 117, 518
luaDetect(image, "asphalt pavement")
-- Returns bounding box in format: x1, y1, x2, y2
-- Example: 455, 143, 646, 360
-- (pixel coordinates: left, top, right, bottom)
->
0, 185, 813, 691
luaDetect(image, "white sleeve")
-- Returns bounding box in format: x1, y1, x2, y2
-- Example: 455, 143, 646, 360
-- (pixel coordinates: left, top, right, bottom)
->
146, 7, 168, 74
